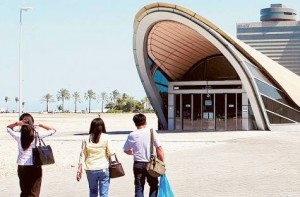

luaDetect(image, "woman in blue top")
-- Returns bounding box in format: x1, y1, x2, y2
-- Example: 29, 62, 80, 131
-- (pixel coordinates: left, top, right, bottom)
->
6, 113, 56, 197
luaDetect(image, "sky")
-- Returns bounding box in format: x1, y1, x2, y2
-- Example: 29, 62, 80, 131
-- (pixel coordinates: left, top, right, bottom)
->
1, 0, 300, 112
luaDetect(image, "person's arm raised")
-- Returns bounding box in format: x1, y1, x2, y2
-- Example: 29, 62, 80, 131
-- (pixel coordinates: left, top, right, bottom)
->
7, 121, 24, 129
36, 123, 56, 138
37, 123, 55, 131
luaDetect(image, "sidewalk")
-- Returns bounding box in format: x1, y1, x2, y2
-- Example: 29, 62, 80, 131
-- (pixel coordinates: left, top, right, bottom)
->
1, 130, 300, 196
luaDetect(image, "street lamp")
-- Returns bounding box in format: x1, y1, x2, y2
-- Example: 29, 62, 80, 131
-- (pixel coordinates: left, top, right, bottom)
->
19, 7, 32, 117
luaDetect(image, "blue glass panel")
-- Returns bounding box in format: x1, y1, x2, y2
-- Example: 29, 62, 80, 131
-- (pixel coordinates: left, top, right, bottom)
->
154, 70, 169, 86
155, 84, 168, 93
148, 58, 153, 69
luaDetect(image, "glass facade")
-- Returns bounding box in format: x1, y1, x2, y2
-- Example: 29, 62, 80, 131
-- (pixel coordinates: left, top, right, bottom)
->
184, 56, 240, 81
173, 92, 243, 131
148, 57, 169, 128
245, 60, 300, 124
149, 55, 246, 131
154, 70, 169, 92
149, 51, 300, 129
262, 96, 300, 122
148, 57, 169, 92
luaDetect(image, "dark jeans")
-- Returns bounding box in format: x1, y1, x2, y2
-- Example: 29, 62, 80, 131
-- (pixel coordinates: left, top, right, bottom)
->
18, 165, 42, 197
133, 161, 158, 197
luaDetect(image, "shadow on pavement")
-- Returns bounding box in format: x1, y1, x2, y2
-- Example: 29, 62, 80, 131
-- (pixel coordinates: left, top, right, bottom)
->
73, 131, 133, 135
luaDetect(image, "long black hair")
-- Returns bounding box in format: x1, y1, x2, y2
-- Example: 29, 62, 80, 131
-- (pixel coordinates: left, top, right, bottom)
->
89, 118, 106, 143
19, 113, 35, 150
19, 113, 34, 124
20, 124, 35, 150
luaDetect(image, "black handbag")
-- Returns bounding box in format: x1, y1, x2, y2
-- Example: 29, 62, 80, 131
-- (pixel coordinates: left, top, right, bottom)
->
146, 129, 166, 177
32, 131, 55, 166
109, 153, 125, 178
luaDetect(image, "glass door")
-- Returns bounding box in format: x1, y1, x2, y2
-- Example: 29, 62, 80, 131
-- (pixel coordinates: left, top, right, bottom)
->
237, 94, 242, 130
215, 94, 225, 131
193, 94, 202, 130
202, 94, 215, 130
175, 94, 181, 130
227, 94, 237, 130
182, 94, 192, 130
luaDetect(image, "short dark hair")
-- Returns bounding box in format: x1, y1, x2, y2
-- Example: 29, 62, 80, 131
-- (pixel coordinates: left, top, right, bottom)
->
133, 113, 146, 127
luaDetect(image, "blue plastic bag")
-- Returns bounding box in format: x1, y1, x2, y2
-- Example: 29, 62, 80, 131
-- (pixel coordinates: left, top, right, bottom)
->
158, 174, 175, 197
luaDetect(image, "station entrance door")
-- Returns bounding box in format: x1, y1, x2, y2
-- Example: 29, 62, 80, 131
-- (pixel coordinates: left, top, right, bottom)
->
171, 81, 244, 131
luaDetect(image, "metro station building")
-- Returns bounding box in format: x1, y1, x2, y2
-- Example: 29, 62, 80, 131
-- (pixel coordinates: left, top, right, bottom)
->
133, 3, 300, 131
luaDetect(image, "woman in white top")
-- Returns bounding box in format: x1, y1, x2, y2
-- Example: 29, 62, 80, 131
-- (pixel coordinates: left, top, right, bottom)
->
6, 113, 56, 197
77, 117, 114, 197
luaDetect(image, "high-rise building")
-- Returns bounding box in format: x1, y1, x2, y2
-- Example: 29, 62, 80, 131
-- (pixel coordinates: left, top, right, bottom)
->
237, 4, 300, 75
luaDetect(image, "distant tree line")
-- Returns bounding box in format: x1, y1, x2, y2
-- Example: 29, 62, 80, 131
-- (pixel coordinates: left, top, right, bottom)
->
3, 96, 25, 113
4, 89, 153, 113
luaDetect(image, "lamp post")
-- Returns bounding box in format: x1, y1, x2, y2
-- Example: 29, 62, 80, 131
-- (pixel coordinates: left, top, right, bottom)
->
19, 7, 32, 117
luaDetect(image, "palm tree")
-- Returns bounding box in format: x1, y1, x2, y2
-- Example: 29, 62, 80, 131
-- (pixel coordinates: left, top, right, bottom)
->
22, 101, 25, 113
5, 96, 10, 111
122, 93, 129, 100
141, 96, 151, 110
85, 89, 96, 113
111, 89, 121, 104
15, 97, 19, 112
73, 91, 81, 113
100, 92, 108, 113
41, 94, 55, 112
57, 88, 71, 112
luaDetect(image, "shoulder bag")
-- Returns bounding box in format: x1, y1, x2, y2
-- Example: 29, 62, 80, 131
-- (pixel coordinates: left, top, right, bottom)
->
109, 153, 125, 178
146, 129, 166, 177
32, 131, 55, 166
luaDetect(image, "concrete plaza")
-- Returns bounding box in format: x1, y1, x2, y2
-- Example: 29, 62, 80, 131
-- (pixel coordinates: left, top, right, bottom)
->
1, 113, 300, 196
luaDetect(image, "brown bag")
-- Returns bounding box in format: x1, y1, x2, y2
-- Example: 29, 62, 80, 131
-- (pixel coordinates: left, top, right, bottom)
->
109, 153, 125, 178
146, 129, 166, 177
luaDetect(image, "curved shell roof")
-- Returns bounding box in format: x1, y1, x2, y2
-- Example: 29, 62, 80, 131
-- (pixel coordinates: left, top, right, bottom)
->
147, 21, 220, 81
134, 3, 300, 107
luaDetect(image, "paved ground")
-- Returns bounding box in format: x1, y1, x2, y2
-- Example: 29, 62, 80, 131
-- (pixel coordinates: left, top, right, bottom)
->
1, 113, 300, 196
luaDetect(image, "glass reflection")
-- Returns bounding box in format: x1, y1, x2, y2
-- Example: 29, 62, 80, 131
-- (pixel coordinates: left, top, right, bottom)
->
193, 94, 202, 130
154, 69, 169, 87
262, 95, 300, 123
175, 94, 181, 130
237, 94, 242, 130
215, 94, 225, 131
182, 94, 192, 130
227, 94, 237, 130
202, 94, 215, 130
